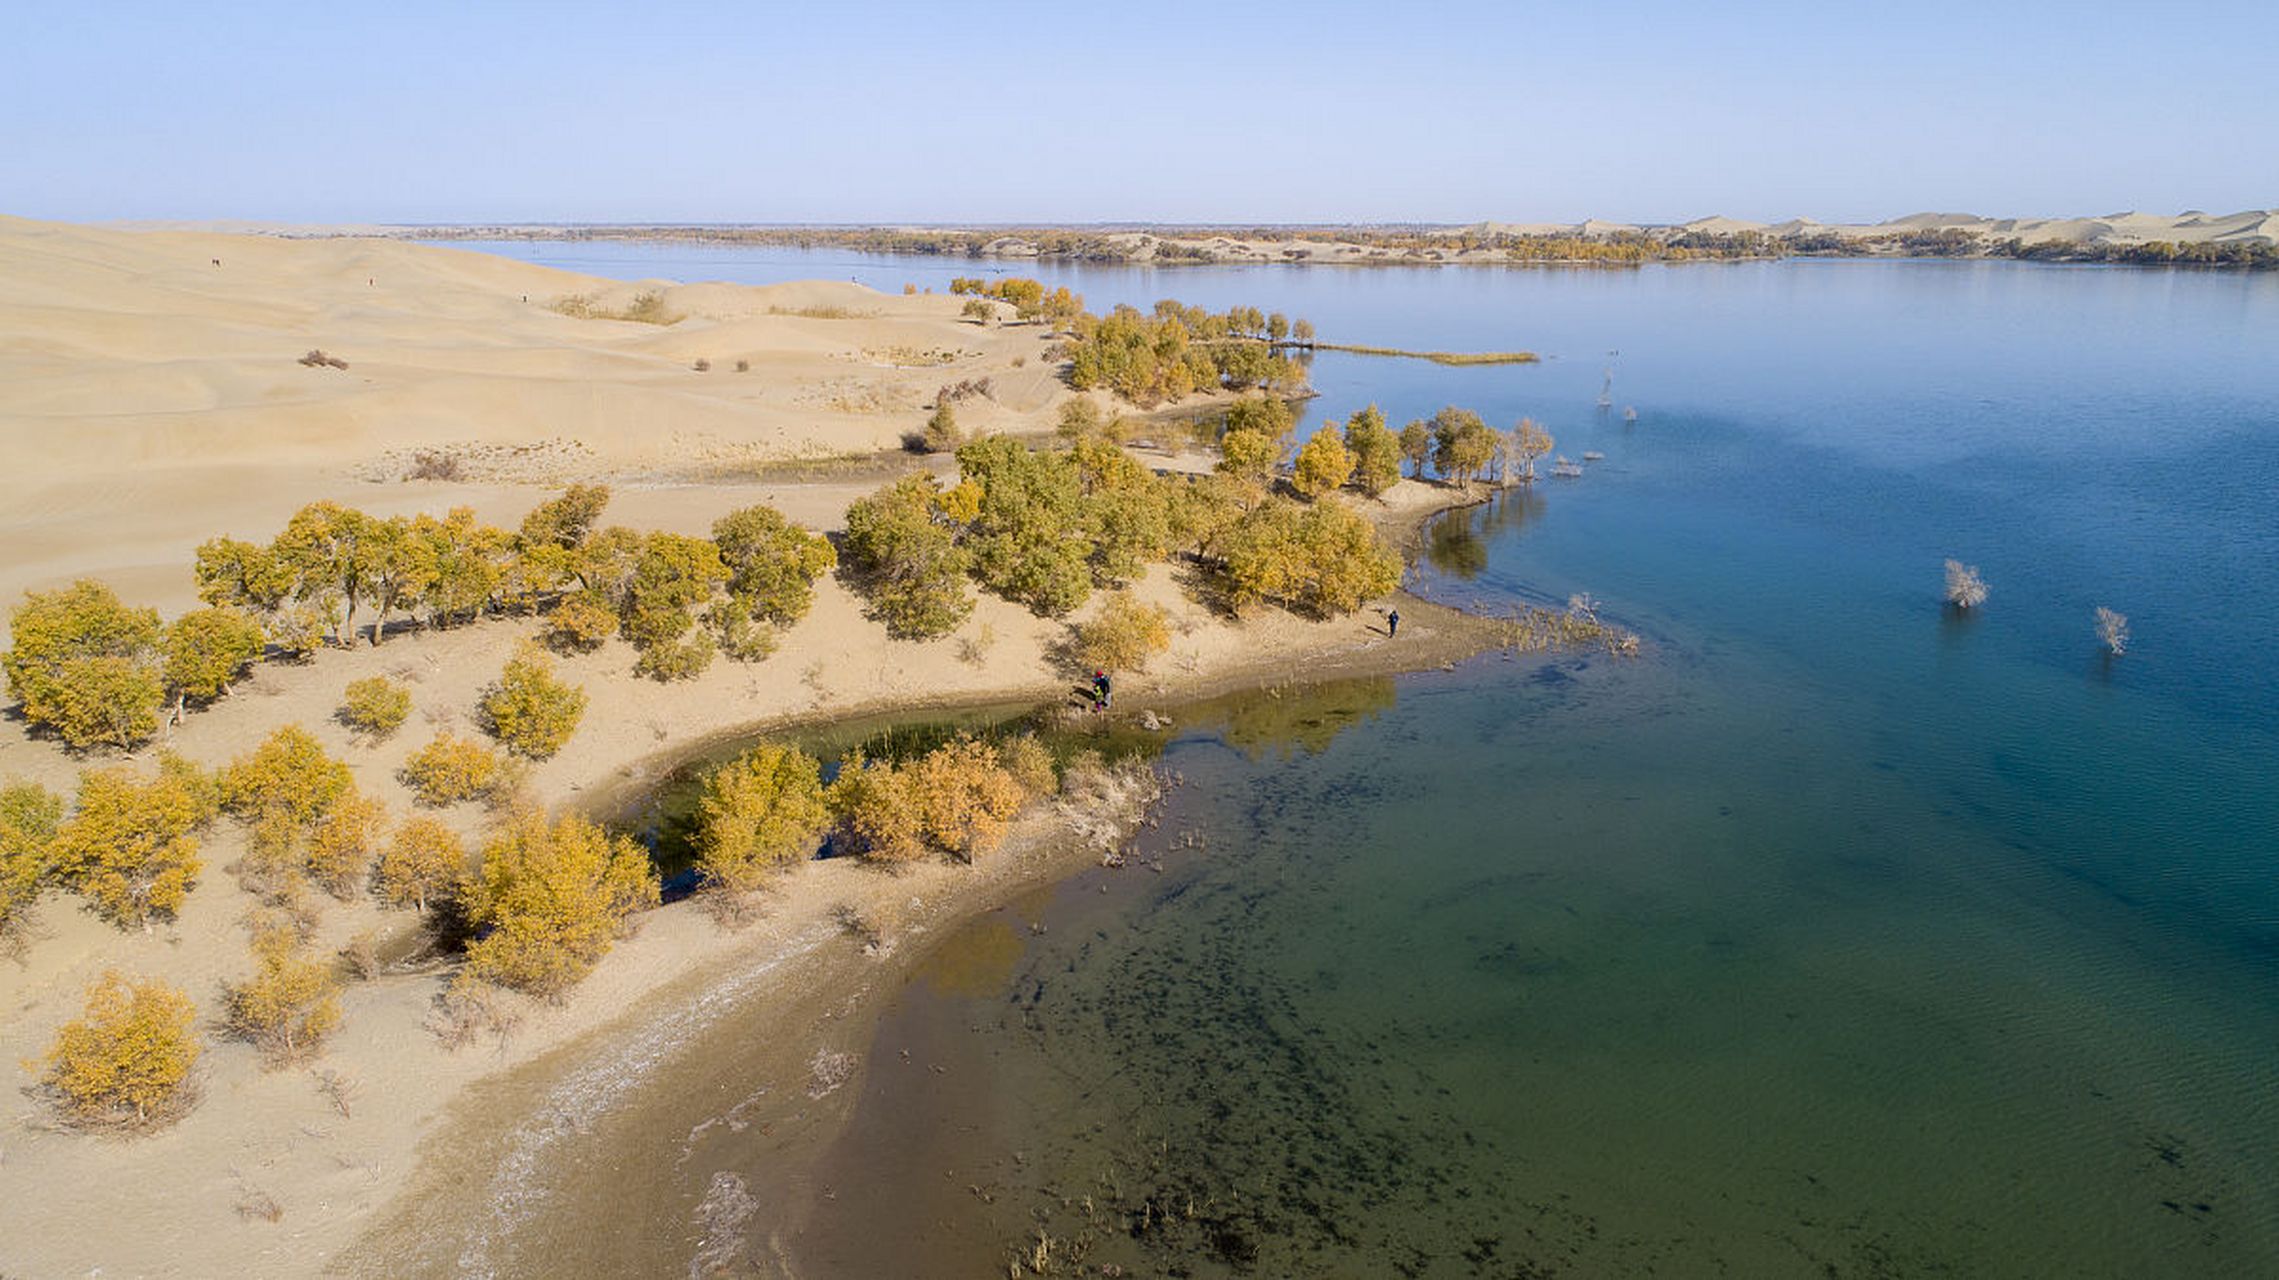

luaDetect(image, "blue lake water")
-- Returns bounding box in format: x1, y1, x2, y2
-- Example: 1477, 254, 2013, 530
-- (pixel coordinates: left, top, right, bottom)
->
436, 241, 2279, 1275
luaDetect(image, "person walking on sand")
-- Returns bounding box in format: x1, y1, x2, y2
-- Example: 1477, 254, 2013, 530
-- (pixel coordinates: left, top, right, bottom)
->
1093, 669, 1112, 711
1387, 608, 1401, 638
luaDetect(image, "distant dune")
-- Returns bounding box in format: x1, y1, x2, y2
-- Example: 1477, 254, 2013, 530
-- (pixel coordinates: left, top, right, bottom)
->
341, 209, 2279, 268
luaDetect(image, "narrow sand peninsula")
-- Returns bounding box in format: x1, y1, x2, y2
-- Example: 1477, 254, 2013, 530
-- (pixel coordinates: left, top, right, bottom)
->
0, 217, 1515, 1279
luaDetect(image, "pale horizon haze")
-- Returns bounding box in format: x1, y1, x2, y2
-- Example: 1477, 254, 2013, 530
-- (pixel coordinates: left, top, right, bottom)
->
4, 0, 2274, 226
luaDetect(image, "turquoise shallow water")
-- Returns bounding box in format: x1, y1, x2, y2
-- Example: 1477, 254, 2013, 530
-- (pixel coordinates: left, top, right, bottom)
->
439, 243, 2279, 1275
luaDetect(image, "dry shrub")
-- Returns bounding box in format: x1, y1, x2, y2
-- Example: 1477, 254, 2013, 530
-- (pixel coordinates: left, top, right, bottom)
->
235, 1186, 284, 1223
340, 930, 382, 981
298, 349, 349, 370
693, 357, 712, 372
313, 1067, 360, 1116
427, 972, 523, 1050
935, 376, 994, 403
38, 970, 201, 1129
2094, 605, 2129, 656
405, 450, 464, 481
1944, 559, 1989, 610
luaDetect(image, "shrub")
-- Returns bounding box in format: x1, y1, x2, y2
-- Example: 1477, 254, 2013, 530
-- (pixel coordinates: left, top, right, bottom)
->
843, 475, 974, 639
481, 645, 586, 759
907, 738, 1028, 861
1, 780, 64, 945
825, 756, 928, 864
997, 734, 1058, 798
1291, 430, 1356, 499
1944, 559, 1989, 610
1073, 592, 1172, 673
961, 297, 995, 323
545, 590, 619, 653
3, 579, 167, 749
305, 791, 386, 899
461, 809, 660, 998
223, 725, 355, 829
711, 505, 837, 626
921, 403, 964, 452
401, 731, 505, 806
632, 632, 716, 681
163, 606, 265, 719
1056, 397, 1103, 441
377, 816, 466, 913
826, 740, 1028, 865
50, 760, 210, 930
696, 744, 830, 894
39, 972, 201, 1128
340, 675, 412, 739
705, 596, 778, 663
223, 930, 343, 1066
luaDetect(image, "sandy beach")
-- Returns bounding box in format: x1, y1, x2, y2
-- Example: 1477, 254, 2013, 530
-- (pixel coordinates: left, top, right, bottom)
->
0, 217, 1512, 1279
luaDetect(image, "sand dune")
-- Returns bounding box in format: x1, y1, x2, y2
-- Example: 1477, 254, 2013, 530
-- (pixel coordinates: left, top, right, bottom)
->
0, 216, 1064, 624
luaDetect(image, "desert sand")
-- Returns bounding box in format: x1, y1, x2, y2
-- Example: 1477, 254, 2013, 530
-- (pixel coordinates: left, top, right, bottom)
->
0, 216, 1509, 1278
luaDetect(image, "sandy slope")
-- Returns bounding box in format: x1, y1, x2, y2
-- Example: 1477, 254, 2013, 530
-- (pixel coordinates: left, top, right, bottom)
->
0, 218, 1508, 1279
0, 215, 1063, 633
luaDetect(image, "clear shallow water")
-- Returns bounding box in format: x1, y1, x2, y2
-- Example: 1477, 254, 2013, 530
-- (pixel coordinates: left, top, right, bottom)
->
439, 243, 2279, 1275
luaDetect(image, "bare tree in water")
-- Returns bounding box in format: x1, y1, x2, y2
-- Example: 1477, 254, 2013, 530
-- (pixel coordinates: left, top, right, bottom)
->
1944, 559, 1989, 610
2094, 606, 2129, 656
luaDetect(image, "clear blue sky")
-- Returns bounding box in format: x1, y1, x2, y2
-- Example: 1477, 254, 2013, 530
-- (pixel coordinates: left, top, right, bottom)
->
6, 0, 2273, 225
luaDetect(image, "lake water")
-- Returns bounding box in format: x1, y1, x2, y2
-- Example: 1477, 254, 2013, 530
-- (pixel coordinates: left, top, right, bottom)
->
433, 241, 2279, 1276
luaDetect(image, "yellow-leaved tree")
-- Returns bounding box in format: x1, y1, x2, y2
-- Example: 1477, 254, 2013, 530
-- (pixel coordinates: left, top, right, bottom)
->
2, 780, 65, 947
2, 579, 167, 749
461, 809, 659, 999
1072, 592, 1172, 674
695, 744, 830, 895
49, 757, 215, 930
39, 971, 201, 1129
220, 724, 358, 899
1291, 429, 1356, 500
479, 644, 587, 759
222, 927, 344, 1066
376, 815, 466, 913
